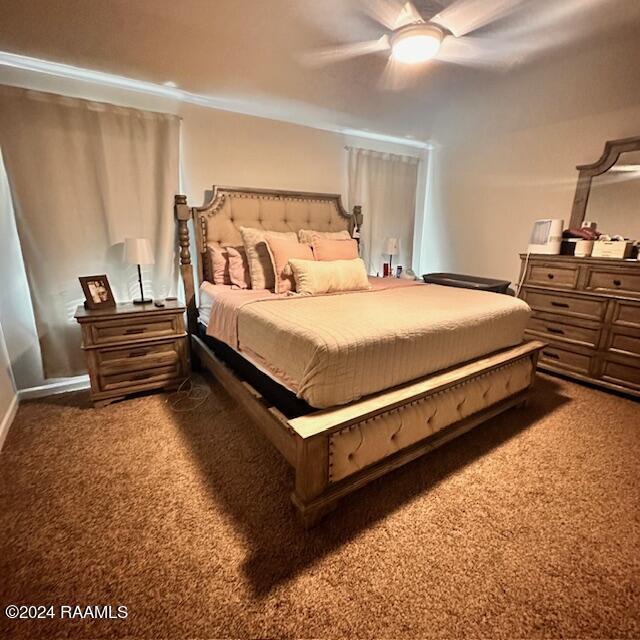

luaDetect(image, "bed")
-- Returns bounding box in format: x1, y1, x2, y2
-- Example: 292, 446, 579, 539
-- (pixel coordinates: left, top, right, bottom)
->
175, 186, 544, 527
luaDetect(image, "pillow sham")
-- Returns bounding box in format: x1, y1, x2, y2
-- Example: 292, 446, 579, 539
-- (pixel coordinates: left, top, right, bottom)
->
288, 258, 371, 296
298, 229, 351, 244
312, 237, 359, 262
265, 234, 314, 293
240, 227, 297, 290
226, 246, 251, 289
206, 244, 232, 285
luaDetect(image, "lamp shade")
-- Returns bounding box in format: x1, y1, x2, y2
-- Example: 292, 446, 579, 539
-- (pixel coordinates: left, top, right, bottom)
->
385, 237, 399, 256
124, 238, 154, 265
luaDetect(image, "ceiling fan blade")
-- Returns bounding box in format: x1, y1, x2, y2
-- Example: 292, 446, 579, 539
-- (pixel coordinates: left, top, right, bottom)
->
300, 35, 390, 67
436, 34, 521, 68
394, 1, 426, 28
431, 0, 526, 37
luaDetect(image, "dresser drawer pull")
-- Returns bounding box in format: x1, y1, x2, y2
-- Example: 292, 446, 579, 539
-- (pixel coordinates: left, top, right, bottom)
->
542, 351, 560, 360
550, 301, 569, 308
547, 327, 565, 335
547, 273, 555, 279
613, 279, 622, 287
125, 327, 146, 335
128, 349, 149, 358
132, 372, 152, 381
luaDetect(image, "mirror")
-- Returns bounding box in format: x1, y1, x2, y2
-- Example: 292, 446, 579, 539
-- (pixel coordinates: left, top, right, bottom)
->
570, 136, 640, 242
585, 149, 640, 240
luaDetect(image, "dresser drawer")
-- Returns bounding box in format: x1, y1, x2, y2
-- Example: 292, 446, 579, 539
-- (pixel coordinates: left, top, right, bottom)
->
610, 300, 640, 329
600, 355, 640, 391
604, 326, 640, 358
96, 339, 183, 374
538, 343, 594, 375
526, 315, 599, 348
585, 267, 640, 298
527, 262, 580, 289
522, 289, 605, 321
99, 363, 182, 393
87, 314, 183, 346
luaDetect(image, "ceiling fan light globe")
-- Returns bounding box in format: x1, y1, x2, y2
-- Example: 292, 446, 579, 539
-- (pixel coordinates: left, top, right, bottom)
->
390, 24, 444, 64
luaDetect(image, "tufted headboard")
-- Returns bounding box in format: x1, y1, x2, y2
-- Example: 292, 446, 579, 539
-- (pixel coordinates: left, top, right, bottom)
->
174, 185, 363, 332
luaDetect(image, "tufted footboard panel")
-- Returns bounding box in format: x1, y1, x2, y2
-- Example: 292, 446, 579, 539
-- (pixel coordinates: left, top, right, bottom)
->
328, 357, 533, 482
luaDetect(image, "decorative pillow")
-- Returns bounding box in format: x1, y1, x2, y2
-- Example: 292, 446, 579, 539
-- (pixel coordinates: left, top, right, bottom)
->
206, 244, 232, 285
226, 246, 251, 289
240, 227, 297, 290
265, 234, 314, 293
312, 237, 359, 262
288, 258, 371, 296
298, 229, 351, 244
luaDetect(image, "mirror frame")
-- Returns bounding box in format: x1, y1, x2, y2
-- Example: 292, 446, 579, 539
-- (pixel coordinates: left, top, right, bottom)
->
570, 135, 640, 229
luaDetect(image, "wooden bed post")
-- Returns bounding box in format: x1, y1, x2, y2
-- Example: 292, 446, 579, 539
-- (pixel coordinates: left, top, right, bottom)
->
291, 433, 333, 528
174, 194, 198, 334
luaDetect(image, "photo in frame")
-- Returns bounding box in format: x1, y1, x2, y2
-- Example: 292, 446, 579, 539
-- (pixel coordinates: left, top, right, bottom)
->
79, 275, 116, 310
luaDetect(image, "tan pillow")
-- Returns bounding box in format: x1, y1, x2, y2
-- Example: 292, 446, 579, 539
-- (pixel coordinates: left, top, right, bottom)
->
240, 227, 297, 290
265, 234, 314, 293
206, 244, 232, 285
226, 246, 251, 289
312, 237, 359, 261
288, 258, 371, 296
298, 229, 351, 244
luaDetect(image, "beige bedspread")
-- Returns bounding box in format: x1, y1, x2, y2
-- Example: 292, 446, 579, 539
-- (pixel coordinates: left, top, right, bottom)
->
203, 279, 531, 409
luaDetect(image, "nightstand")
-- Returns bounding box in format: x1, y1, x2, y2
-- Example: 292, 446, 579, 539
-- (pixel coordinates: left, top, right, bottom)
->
74, 301, 189, 407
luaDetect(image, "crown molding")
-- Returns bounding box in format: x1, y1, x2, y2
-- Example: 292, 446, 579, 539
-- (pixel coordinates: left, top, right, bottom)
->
0, 50, 432, 150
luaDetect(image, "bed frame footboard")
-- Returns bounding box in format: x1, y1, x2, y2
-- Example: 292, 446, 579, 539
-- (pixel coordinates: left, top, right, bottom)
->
192, 335, 543, 528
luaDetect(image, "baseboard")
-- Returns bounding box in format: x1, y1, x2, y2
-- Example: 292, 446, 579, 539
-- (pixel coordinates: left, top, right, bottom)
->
18, 375, 90, 400
0, 393, 19, 452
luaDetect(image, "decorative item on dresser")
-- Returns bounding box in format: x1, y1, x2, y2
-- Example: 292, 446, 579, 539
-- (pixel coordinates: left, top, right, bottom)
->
75, 301, 189, 407
124, 237, 155, 304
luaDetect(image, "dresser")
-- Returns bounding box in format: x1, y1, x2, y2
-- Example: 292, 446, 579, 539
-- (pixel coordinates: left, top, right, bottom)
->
75, 301, 189, 407
518, 254, 640, 398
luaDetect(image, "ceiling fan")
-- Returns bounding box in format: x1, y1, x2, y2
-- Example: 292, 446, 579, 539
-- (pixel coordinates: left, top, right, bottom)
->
302, 0, 610, 71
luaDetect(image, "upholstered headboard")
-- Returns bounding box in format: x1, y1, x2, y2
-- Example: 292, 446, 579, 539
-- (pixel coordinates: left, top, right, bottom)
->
174, 185, 363, 332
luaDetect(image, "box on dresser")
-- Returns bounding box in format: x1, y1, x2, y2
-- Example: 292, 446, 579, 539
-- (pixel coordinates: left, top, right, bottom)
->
75, 300, 189, 407
518, 253, 640, 398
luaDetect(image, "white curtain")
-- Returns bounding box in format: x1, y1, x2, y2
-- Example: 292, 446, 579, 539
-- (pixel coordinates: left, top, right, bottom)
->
0, 86, 180, 378
347, 147, 420, 275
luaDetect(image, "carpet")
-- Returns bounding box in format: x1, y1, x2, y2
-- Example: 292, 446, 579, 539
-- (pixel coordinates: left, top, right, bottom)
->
0, 373, 638, 639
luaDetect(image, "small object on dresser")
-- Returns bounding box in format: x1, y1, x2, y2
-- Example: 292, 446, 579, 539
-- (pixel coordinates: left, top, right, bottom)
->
124, 238, 155, 304
154, 301, 165, 308
79, 275, 116, 310
592, 240, 633, 259
396, 265, 403, 278
383, 263, 390, 277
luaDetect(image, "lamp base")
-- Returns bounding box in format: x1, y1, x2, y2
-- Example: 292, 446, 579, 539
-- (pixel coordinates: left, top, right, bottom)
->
132, 297, 153, 305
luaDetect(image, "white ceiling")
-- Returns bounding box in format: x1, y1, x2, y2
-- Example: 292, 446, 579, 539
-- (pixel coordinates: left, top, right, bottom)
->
1, 0, 639, 140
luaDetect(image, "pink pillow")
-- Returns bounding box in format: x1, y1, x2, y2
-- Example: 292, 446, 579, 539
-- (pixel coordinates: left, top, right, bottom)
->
226, 246, 251, 289
312, 237, 359, 261
265, 234, 314, 293
207, 245, 232, 285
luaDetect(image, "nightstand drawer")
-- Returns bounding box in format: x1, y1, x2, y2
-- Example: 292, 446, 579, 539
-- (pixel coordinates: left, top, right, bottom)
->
97, 340, 181, 374
88, 314, 183, 346
99, 363, 181, 393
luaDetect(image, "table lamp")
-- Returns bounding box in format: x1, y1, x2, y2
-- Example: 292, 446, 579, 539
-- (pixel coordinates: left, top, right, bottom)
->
385, 237, 399, 273
124, 238, 154, 304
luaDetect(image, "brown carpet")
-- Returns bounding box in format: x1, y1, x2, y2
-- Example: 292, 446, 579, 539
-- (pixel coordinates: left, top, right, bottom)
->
0, 373, 638, 639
